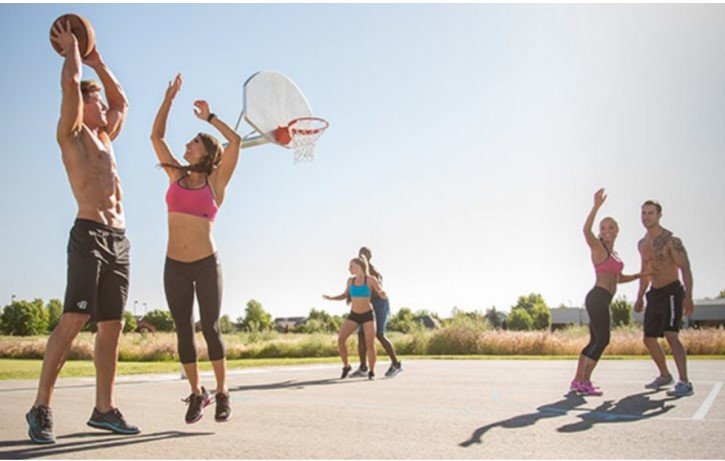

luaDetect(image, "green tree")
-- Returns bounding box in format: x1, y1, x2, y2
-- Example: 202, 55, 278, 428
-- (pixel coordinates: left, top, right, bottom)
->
512, 293, 550, 330
296, 308, 342, 333
46, 299, 63, 332
387, 307, 417, 333
143, 309, 175, 332
1, 299, 49, 336
507, 308, 534, 331
484, 307, 507, 329
219, 314, 234, 334
241, 300, 273, 332
123, 311, 137, 333
610, 296, 633, 327
717, 290, 725, 299
530, 303, 551, 330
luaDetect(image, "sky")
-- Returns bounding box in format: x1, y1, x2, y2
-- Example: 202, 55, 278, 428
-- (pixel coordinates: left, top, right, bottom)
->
0, 4, 723, 321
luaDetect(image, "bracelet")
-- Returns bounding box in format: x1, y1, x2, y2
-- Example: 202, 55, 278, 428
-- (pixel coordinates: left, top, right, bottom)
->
207, 113, 216, 123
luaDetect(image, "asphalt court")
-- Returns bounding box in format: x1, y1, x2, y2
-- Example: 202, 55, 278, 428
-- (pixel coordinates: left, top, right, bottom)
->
0, 359, 723, 459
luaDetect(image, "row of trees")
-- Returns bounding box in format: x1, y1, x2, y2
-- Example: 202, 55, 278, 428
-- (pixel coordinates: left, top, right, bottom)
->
5, 290, 721, 337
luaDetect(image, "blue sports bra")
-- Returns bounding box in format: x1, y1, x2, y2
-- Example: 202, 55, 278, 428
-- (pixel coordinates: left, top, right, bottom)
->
349, 276, 372, 298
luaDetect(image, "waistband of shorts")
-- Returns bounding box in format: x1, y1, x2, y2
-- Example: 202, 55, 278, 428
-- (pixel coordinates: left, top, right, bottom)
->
166, 252, 219, 267
589, 285, 614, 299
649, 280, 683, 296
73, 218, 126, 235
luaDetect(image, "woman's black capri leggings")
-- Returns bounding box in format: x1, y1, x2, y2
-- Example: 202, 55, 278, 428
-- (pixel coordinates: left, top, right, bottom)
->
164, 253, 225, 364
581, 286, 613, 361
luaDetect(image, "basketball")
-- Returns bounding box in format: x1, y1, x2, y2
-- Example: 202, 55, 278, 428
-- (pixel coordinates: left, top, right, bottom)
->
49, 14, 96, 58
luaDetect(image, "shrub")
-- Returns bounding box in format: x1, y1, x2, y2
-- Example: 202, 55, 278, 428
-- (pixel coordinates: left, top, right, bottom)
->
1, 299, 49, 336
610, 296, 633, 327
143, 309, 175, 332
123, 311, 137, 333
507, 308, 534, 331
46, 299, 63, 332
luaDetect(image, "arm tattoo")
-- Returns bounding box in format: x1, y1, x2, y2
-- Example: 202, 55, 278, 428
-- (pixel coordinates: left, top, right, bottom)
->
653, 229, 672, 252
672, 237, 687, 255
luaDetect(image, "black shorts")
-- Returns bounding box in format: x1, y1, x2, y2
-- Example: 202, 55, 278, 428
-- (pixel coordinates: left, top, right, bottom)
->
63, 219, 130, 322
348, 310, 374, 325
644, 281, 685, 337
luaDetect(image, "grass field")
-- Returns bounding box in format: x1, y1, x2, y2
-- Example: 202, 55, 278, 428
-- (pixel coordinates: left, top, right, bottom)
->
0, 325, 723, 380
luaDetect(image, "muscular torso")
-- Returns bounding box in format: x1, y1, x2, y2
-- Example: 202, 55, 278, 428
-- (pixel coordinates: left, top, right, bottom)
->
640, 228, 680, 288
350, 298, 374, 314
62, 126, 124, 228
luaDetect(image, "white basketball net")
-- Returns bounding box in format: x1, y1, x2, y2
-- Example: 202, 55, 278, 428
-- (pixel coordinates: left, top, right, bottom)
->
288, 117, 328, 164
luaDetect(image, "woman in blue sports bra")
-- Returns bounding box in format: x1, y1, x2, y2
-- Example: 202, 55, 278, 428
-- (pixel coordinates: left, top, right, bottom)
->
323, 255, 386, 380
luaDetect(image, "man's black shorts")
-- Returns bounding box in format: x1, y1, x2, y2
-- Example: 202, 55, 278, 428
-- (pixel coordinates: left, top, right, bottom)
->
63, 219, 130, 321
644, 281, 685, 337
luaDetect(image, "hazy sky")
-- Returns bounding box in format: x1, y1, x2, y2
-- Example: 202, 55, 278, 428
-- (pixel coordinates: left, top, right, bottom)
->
1, 4, 723, 320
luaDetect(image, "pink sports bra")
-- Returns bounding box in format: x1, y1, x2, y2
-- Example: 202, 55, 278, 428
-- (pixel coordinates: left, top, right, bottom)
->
594, 240, 624, 275
165, 179, 219, 222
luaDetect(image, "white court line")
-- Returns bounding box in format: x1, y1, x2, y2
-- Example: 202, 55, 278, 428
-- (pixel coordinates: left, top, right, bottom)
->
692, 382, 723, 421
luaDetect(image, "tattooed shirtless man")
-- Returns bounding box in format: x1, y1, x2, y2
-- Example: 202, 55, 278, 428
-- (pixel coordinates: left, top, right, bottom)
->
635, 200, 695, 397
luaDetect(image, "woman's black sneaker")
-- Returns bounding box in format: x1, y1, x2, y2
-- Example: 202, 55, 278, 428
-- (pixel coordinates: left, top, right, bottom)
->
341, 365, 352, 379
26, 405, 55, 444
215, 392, 232, 422
87, 407, 140, 434
182, 387, 213, 424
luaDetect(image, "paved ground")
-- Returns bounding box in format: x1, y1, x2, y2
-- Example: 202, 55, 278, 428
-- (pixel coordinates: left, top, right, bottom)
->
0, 359, 723, 459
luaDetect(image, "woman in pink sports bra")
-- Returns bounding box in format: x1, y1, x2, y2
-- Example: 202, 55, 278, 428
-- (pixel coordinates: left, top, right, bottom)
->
151, 73, 241, 423
570, 188, 643, 396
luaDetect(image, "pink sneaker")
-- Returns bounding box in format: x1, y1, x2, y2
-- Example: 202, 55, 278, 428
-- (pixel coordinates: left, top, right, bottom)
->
578, 381, 603, 396
569, 380, 582, 392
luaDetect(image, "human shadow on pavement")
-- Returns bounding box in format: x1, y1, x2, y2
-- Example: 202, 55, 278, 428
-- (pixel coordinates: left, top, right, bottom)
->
557, 390, 677, 432
230, 377, 361, 392
459, 392, 587, 447
0, 430, 213, 459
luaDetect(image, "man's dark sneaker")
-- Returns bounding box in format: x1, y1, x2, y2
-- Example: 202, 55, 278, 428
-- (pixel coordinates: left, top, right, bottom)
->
349, 367, 368, 378
87, 407, 140, 434
215, 392, 232, 422
182, 387, 213, 424
341, 365, 352, 379
26, 405, 55, 444
368, 371, 376, 380
385, 361, 403, 378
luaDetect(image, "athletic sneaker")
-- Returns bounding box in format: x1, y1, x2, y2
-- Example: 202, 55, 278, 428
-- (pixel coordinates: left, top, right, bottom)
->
666, 381, 694, 397
645, 374, 674, 389
349, 368, 368, 378
182, 387, 213, 424
341, 365, 352, 379
87, 407, 140, 434
368, 371, 376, 380
215, 392, 232, 422
26, 405, 55, 444
578, 381, 603, 396
385, 362, 403, 378
569, 380, 582, 393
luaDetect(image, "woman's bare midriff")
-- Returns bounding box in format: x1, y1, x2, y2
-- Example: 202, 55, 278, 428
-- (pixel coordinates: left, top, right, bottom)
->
594, 273, 618, 296
167, 212, 216, 262
350, 298, 374, 315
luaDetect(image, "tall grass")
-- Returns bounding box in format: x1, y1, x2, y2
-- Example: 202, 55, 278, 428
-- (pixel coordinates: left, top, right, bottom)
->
0, 326, 723, 361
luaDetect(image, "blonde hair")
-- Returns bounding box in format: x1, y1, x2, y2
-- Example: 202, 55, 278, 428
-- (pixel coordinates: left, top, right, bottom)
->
80, 80, 102, 102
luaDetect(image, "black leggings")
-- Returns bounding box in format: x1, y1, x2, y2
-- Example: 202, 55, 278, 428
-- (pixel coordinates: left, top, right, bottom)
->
164, 253, 225, 364
581, 286, 613, 361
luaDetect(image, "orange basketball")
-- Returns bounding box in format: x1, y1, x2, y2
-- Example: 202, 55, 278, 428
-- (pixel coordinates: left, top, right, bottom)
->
49, 14, 96, 58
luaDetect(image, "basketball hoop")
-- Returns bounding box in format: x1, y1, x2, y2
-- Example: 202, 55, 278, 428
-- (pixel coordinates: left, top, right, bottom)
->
275, 117, 329, 163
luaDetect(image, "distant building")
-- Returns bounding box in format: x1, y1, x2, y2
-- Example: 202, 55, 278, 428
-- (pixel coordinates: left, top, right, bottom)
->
550, 307, 589, 330
274, 317, 306, 333
417, 315, 441, 330
551, 299, 725, 330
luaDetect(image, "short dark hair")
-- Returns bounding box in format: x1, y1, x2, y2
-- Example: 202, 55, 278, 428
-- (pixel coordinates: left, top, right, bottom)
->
642, 200, 662, 213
